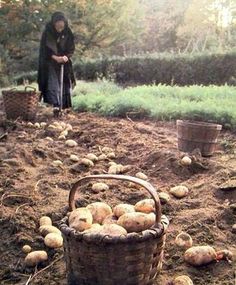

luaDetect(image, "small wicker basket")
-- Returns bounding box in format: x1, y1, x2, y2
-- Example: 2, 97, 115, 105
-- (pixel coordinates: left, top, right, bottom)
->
59, 174, 169, 285
2, 86, 40, 121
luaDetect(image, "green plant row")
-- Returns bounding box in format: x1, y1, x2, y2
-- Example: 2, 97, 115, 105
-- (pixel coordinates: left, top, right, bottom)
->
72, 80, 236, 129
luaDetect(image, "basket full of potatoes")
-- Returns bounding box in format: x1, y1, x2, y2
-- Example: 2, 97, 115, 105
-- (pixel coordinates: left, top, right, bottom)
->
59, 174, 169, 285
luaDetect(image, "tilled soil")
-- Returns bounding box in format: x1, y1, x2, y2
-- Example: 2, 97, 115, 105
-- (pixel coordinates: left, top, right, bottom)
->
0, 106, 236, 285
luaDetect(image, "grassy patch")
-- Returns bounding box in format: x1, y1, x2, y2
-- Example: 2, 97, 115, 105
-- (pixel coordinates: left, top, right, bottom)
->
72, 80, 236, 129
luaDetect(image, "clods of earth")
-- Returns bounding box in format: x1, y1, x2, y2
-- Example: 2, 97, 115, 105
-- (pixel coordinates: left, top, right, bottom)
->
0, 105, 236, 285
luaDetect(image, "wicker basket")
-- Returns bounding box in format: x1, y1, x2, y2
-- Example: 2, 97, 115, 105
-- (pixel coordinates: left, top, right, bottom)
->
59, 174, 169, 285
2, 86, 40, 121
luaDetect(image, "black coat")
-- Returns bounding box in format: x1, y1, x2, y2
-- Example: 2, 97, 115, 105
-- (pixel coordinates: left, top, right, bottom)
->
37, 22, 76, 101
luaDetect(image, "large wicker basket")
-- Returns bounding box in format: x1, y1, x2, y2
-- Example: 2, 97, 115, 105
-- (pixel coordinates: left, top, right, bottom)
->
59, 174, 169, 285
2, 86, 40, 121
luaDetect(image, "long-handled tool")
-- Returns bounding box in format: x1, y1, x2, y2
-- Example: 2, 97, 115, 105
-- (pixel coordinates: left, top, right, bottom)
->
59, 63, 64, 114
54, 64, 64, 117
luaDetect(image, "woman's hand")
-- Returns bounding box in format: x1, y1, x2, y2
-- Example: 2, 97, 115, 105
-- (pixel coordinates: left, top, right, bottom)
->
62, 56, 69, 63
52, 55, 66, 64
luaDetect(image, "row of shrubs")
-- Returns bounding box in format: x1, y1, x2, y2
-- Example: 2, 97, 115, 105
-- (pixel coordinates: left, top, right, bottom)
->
8, 51, 236, 87
74, 52, 236, 86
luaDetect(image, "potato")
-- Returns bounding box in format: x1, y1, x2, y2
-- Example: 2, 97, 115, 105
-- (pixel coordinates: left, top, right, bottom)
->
25, 250, 48, 267
102, 214, 118, 225
175, 232, 193, 248
108, 164, 124, 174
39, 225, 62, 237
69, 207, 93, 232
60, 130, 68, 137
184, 246, 217, 266
66, 123, 73, 131
92, 182, 109, 193
134, 199, 155, 214
70, 154, 79, 162
87, 202, 112, 224
159, 192, 171, 204
83, 223, 102, 233
27, 122, 34, 127
58, 135, 66, 140
102, 147, 113, 153
39, 216, 52, 227
86, 153, 98, 162
108, 165, 117, 174
44, 233, 63, 248
135, 172, 148, 180
45, 137, 53, 142
22, 245, 32, 254
65, 139, 78, 147
113, 204, 135, 218
181, 156, 192, 166
60, 122, 67, 128
40, 122, 47, 128
98, 154, 107, 160
99, 224, 127, 237
118, 212, 155, 233
107, 152, 116, 159
170, 185, 189, 198
108, 161, 117, 167
52, 160, 63, 167
81, 158, 94, 167
34, 122, 41, 128
173, 275, 193, 285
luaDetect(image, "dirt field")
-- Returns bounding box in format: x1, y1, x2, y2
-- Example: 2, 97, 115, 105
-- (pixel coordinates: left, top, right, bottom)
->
0, 105, 235, 285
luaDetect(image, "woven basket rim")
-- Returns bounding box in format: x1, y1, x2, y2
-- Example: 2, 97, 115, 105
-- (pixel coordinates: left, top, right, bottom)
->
2, 90, 41, 95
59, 216, 167, 244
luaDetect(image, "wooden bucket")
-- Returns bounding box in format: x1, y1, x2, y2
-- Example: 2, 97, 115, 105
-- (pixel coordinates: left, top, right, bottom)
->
177, 120, 222, 156
59, 174, 169, 285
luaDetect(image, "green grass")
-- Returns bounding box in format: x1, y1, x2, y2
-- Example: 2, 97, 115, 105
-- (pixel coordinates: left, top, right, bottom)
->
72, 80, 236, 129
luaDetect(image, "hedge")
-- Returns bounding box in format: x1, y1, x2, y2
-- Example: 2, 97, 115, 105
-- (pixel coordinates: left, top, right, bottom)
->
11, 52, 236, 86
74, 52, 236, 86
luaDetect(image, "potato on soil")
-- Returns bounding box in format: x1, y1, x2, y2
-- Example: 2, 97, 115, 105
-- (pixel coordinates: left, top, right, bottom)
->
175, 232, 193, 248
98, 154, 107, 161
87, 202, 112, 224
134, 199, 155, 214
44, 233, 63, 248
65, 139, 78, 147
22, 245, 32, 254
25, 251, 48, 267
92, 182, 109, 193
39, 216, 52, 226
170, 185, 189, 198
70, 154, 79, 162
184, 246, 217, 266
39, 225, 62, 237
86, 153, 98, 162
69, 207, 93, 232
173, 275, 193, 285
135, 172, 148, 180
117, 212, 155, 233
181, 156, 192, 166
113, 204, 135, 218
81, 158, 94, 167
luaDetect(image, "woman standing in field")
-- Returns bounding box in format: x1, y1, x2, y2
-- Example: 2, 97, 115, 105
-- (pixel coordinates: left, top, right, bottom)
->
37, 11, 76, 116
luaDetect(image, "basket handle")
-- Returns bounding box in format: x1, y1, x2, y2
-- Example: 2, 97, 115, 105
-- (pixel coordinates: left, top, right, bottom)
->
25, 86, 36, 92
69, 174, 162, 224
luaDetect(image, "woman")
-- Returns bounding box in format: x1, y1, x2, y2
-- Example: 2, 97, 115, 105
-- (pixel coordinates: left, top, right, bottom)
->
38, 12, 76, 116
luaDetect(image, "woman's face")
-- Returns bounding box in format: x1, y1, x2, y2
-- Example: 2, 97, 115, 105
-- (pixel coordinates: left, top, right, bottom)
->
54, 20, 65, 33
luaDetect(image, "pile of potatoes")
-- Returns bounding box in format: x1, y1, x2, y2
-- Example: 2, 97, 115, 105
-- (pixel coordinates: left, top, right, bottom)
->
23, 216, 63, 267
68, 198, 158, 235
